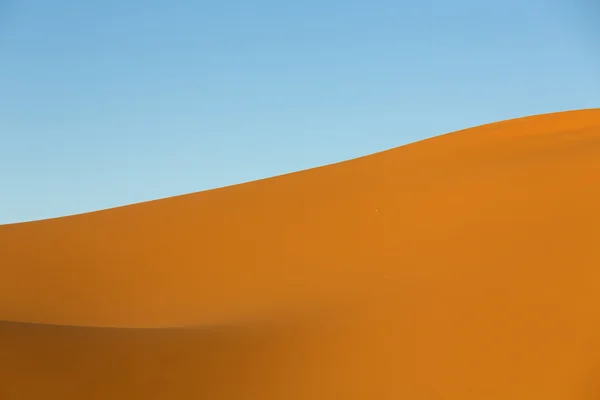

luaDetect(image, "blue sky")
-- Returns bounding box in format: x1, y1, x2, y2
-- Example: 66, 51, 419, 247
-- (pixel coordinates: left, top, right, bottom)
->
1, 0, 598, 224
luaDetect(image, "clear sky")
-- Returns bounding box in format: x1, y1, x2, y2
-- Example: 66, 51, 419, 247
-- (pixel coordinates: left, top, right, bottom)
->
1, 0, 598, 224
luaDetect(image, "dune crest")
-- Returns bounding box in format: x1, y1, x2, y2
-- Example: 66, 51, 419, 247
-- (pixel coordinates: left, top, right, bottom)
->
1, 108, 600, 398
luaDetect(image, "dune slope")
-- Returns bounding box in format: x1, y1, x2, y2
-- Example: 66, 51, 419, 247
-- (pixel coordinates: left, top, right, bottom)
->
1, 108, 599, 399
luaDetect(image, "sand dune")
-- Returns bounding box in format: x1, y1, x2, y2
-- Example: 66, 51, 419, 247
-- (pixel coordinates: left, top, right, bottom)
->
1, 108, 599, 398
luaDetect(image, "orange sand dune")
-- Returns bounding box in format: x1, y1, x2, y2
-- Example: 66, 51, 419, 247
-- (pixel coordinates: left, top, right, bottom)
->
1, 108, 600, 398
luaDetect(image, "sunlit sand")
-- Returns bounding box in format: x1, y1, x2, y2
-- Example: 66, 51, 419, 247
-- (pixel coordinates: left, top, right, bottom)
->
1, 109, 599, 399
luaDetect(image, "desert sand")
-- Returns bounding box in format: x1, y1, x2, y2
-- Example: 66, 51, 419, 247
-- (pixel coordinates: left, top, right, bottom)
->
1, 108, 599, 399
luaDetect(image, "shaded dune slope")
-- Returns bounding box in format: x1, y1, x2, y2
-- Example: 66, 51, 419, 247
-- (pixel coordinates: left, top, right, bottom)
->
1, 108, 600, 398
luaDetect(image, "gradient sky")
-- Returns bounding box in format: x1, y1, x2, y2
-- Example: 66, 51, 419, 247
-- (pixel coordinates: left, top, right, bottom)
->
1, 0, 598, 224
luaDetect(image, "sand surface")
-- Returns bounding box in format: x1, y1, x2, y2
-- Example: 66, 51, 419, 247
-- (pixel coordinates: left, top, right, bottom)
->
1, 108, 599, 398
